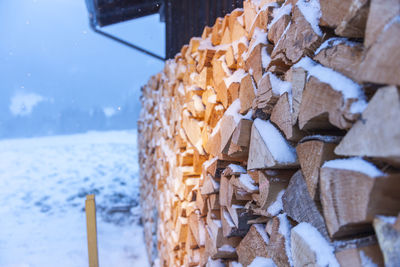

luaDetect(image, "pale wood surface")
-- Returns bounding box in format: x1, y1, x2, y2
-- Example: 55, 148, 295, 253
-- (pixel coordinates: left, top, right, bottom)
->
85, 194, 99, 267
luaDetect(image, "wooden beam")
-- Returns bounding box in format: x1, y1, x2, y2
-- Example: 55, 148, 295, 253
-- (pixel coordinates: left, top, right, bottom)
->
85, 194, 99, 267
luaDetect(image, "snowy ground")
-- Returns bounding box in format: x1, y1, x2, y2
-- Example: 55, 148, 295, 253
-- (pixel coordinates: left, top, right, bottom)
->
0, 130, 149, 267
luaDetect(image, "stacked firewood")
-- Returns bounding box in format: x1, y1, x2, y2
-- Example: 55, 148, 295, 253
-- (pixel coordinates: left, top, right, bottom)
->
138, 0, 400, 266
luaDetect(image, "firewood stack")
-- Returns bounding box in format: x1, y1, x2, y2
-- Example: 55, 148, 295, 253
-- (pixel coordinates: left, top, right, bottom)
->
138, 0, 400, 266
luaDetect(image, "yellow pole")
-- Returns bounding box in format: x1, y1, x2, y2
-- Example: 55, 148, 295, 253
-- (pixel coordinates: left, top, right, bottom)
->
85, 194, 99, 267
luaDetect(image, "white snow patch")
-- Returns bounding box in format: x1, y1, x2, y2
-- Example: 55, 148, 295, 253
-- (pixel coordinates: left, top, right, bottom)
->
193, 94, 204, 111
278, 213, 293, 266
254, 119, 297, 163
231, 262, 243, 267
223, 209, 235, 227
210, 119, 221, 137
248, 257, 277, 267
237, 14, 244, 26
292, 222, 339, 267
268, 4, 292, 29
268, 72, 293, 108
177, 83, 185, 95
208, 94, 217, 104
224, 69, 247, 88
384, 15, 400, 31
207, 258, 225, 267
0, 131, 149, 267
274, 21, 291, 48
225, 99, 253, 124
294, 57, 367, 113
261, 46, 271, 69
239, 173, 259, 191
220, 55, 233, 76
211, 177, 220, 190
203, 157, 218, 170
243, 28, 268, 60
215, 104, 224, 111
219, 244, 236, 253
243, 109, 253, 120
359, 251, 378, 267
228, 164, 247, 174
267, 190, 285, 216
9, 92, 46, 116
322, 157, 384, 178
296, 0, 322, 36
377, 215, 397, 224
232, 36, 249, 58
198, 37, 213, 50
315, 37, 358, 55
254, 224, 270, 244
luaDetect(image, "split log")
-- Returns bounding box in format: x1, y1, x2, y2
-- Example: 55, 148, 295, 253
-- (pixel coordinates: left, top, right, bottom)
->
249, 4, 273, 38
231, 19, 249, 43
228, 9, 244, 35
268, 5, 291, 45
284, 66, 306, 125
253, 170, 293, 214
357, 18, 400, 86
334, 235, 384, 267
364, 0, 400, 48
205, 225, 238, 260
248, 118, 298, 169
208, 193, 220, 211
189, 212, 206, 247
211, 18, 223, 46
213, 57, 230, 90
314, 38, 364, 83
239, 74, 256, 115
231, 119, 252, 149
335, 0, 369, 38
226, 45, 236, 69
296, 136, 340, 200
187, 93, 205, 119
197, 49, 215, 75
320, 160, 400, 238
204, 158, 234, 179
243, 0, 258, 34
256, 73, 281, 115
221, 206, 256, 238
236, 224, 269, 267
335, 86, 400, 167
291, 222, 339, 267
270, 92, 304, 142
201, 174, 220, 195
271, 4, 323, 64
282, 170, 329, 239
266, 214, 292, 267
373, 216, 400, 267
319, 0, 352, 29
245, 42, 267, 85
182, 110, 204, 154
220, 101, 252, 157
297, 58, 365, 131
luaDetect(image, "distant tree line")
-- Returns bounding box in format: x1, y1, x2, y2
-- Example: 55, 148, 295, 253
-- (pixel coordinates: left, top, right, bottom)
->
0, 100, 139, 139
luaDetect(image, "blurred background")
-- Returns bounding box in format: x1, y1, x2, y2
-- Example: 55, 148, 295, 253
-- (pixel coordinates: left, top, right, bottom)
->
0, 0, 164, 266
0, 0, 165, 139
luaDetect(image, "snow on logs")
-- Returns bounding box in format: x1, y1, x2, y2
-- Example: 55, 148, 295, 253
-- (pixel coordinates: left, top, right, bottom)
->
138, 0, 400, 266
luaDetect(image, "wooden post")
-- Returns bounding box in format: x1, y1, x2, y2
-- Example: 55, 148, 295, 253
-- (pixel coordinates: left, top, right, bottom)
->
86, 194, 99, 267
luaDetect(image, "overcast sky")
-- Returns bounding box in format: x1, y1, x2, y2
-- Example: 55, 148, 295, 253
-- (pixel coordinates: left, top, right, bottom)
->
0, 0, 164, 122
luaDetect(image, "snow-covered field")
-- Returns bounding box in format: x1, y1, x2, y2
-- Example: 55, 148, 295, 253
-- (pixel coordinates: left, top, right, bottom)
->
0, 131, 149, 267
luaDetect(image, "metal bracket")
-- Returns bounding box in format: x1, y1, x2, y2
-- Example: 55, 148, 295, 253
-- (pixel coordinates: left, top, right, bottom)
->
89, 21, 165, 62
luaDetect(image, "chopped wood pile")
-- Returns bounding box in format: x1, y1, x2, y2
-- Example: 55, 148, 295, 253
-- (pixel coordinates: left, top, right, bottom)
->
138, 0, 400, 266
